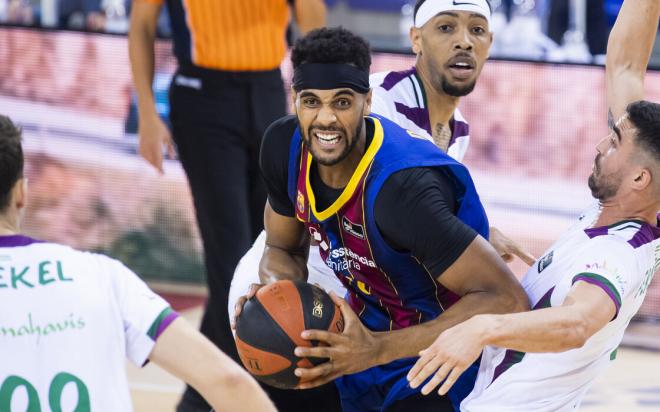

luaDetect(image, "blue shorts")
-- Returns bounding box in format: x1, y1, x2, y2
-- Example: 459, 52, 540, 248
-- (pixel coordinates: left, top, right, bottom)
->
335, 357, 478, 412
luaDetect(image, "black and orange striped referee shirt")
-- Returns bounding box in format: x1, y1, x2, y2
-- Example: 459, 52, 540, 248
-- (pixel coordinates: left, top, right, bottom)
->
140, 0, 291, 72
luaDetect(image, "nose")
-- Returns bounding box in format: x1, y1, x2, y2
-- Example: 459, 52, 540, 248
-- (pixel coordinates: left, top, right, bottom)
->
595, 136, 610, 155
453, 27, 473, 51
317, 104, 337, 125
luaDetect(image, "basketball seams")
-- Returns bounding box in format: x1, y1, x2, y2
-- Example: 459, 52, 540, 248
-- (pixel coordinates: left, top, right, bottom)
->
294, 281, 338, 367
257, 280, 309, 349
236, 281, 344, 389
235, 296, 298, 363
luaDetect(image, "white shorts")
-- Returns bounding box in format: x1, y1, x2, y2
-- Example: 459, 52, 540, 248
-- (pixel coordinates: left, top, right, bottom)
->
227, 231, 347, 326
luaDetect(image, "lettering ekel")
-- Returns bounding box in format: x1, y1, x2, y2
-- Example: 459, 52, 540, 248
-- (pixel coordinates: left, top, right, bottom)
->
0, 260, 73, 289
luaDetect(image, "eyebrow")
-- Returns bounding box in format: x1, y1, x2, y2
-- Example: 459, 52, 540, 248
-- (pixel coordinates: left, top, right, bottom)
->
434, 12, 488, 22
436, 11, 459, 19
333, 89, 355, 98
299, 90, 356, 100
470, 13, 488, 23
299, 91, 318, 99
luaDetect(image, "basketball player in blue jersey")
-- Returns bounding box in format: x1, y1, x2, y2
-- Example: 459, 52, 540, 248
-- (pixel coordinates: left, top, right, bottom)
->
234, 27, 529, 412
229, 0, 534, 332
407, 1, 660, 411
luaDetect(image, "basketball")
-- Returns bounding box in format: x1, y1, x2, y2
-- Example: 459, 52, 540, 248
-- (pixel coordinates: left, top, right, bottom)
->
234, 280, 344, 389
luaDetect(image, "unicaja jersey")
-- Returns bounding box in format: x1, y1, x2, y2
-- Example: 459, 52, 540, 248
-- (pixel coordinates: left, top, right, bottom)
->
370, 67, 470, 161
462, 205, 660, 412
0, 236, 176, 412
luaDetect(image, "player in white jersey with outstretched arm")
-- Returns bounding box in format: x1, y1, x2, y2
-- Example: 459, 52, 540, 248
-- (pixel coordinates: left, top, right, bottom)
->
228, 0, 535, 320
407, 1, 660, 410
0, 115, 276, 412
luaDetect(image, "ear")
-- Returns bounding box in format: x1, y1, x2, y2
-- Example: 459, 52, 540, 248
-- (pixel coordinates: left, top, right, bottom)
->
632, 167, 652, 192
363, 89, 373, 116
410, 26, 422, 55
13, 178, 27, 211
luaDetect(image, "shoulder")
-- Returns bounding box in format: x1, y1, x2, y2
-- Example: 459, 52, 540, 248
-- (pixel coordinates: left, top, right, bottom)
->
381, 167, 455, 197
369, 67, 417, 91
28, 241, 100, 264
261, 115, 299, 165
585, 220, 659, 252
576, 231, 638, 272
31, 243, 134, 279
263, 115, 299, 146
453, 107, 468, 125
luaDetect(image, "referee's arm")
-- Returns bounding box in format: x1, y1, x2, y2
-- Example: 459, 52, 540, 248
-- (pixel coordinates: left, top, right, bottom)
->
128, 1, 176, 174
292, 0, 327, 34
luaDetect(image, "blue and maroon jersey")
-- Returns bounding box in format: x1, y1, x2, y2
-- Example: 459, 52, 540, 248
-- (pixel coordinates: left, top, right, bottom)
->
287, 114, 489, 333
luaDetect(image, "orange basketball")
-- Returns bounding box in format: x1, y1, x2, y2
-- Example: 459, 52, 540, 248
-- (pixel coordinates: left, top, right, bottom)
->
234, 280, 344, 389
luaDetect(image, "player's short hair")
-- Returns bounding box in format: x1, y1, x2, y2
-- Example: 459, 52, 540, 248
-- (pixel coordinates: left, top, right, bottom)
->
291, 27, 371, 72
628, 100, 660, 163
0, 115, 24, 212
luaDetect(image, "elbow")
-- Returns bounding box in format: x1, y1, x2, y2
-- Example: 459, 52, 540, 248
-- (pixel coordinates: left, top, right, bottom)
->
546, 314, 590, 352
503, 285, 531, 314
561, 315, 590, 351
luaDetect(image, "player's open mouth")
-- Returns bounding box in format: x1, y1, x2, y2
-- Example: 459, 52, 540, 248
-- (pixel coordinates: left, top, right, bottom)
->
447, 56, 476, 80
314, 131, 342, 147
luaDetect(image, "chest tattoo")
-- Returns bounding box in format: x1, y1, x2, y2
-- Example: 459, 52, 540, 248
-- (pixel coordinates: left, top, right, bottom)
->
432, 123, 452, 152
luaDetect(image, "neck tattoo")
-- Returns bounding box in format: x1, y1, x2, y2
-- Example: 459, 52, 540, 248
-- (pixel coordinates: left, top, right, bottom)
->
433, 123, 452, 152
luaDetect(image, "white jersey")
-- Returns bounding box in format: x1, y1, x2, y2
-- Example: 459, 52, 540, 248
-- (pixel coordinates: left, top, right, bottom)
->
370, 67, 470, 162
228, 67, 473, 318
462, 205, 660, 412
0, 235, 174, 412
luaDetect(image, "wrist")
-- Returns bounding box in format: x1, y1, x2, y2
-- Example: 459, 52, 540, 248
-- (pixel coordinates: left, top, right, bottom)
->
136, 98, 159, 119
474, 314, 498, 347
371, 331, 394, 366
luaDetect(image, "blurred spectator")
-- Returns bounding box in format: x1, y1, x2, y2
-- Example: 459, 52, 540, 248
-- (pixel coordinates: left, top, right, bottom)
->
547, 0, 609, 55
4, 0, 36, 25
58, 0, 104, 30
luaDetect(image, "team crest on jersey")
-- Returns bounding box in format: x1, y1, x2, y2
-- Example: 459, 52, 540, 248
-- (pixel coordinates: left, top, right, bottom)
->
297, 191, 305, 214
538, 251, 554, 273
342, 216, 365, 239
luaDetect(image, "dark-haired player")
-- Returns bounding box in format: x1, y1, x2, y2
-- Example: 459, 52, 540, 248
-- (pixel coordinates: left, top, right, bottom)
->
407, 1, 660, 410
0, 115, 276, 412
235, 26, 529, 412
229, 0, 533, 343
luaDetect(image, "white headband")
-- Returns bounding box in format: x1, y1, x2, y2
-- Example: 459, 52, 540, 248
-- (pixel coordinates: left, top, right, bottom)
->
414, 0, 492, 28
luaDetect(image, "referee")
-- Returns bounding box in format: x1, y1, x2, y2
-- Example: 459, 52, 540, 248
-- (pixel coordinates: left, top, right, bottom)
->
129, 1, 326, 411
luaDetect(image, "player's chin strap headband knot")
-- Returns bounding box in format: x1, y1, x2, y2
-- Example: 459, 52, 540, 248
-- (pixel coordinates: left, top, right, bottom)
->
293, 63, 370, 94
414, 0, 492, 28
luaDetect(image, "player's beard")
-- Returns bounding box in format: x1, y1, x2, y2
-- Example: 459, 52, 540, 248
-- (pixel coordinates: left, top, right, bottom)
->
303, 120, 363, 167
440, 75, 477, 97
588, 154, 623, 202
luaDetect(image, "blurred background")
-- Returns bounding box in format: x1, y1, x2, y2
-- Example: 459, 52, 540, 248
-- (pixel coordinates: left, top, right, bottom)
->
1, 0, 660, 64
2, 0, 659, 319
0, 1, 659, 409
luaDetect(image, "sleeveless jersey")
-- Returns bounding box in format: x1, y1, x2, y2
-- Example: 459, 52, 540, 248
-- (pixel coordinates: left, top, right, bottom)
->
287, 115, 489, 409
